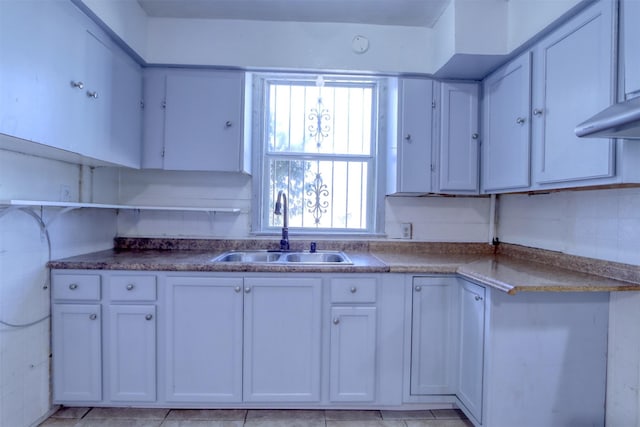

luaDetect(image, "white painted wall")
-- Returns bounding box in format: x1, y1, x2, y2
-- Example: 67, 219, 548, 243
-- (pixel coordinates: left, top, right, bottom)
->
498, 187, 640, 426
0, 149, 117, 427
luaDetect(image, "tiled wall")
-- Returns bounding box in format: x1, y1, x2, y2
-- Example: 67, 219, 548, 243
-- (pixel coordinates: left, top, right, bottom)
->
0, 150, 117, 427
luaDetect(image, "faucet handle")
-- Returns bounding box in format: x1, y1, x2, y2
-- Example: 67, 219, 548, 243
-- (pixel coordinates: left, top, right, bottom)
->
310, 242, 317, 253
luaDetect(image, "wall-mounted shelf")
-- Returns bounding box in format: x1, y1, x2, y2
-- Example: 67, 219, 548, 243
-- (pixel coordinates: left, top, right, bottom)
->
0, 200, 241, 213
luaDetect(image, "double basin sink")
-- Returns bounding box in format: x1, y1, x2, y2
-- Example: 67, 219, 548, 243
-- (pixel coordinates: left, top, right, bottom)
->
212, 250, 353, 265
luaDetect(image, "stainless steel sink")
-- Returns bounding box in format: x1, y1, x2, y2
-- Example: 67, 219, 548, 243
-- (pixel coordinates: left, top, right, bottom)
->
211, 250, 353, 265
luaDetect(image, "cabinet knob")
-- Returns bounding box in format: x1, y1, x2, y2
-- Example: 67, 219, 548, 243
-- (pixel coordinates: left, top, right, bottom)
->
70, 81, 84, 89
415, 285, 422, 292
89, 313, 97, 320
475, 295, 483, 301
472, 133, 479, 140
126, 284, 135, 291
145, 314, 153, 321
234, 286, 242, 293
516, 117, 526, 125
86, 91, 99, 99
225, 121, 233, 128
533, 108, 543, 116
244, 287, 251, 294
404, 134, 411, 142
69, 283, 78, 290
333, 318, 340, 325
350, 286, 357, 293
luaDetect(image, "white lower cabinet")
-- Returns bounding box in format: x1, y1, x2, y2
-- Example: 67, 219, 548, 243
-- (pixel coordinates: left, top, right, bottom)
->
165, 276, 243, 402
457, 280, 485, 424
243, 277, 322, 402
409, 276, 458, 396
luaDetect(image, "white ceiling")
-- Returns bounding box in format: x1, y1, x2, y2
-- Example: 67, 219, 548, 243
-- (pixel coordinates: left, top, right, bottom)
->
136, 0, 451, 28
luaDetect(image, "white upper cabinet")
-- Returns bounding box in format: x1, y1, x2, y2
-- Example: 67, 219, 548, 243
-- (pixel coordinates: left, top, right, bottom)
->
387, 78, 434, 195
622, 0, 640, 97
0, 0, 142, 168
482, 53, 532, 193
142, 69, 249, 173
436, 82, 480, 194
532, 0, 615, 185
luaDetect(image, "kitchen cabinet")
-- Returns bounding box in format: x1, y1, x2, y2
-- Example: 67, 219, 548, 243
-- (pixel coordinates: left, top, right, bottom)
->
243, 277, 322, 402
0, 0, 142, 168
142, 69, 250, 172
436, 82, 480, 194
409, 276, 458, 396
532, 0, 615, 186
457, 280, 485, 424
387, 78, 434, 195
481, 53, 532, 192
107, 274, 158, 402
329, 278, 378, 402
165, 275, 243, 402
51, 274, 102, 403
622, 0, 640, 97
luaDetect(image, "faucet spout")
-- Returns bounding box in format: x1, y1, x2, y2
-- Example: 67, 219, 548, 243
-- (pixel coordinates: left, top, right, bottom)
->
274, 190, 290, 251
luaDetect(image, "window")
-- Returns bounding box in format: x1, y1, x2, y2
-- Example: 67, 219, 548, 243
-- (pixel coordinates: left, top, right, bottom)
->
252, 74, 385, 234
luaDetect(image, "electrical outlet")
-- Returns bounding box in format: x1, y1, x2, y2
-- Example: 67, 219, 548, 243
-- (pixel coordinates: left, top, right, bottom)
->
59, 184, 71, 202
400, 222, 412, 239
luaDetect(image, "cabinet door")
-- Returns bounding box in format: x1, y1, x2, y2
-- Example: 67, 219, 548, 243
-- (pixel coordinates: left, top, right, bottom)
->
458, 280, 485, 423
243, 277, 322, 402
410, 277, 457, 395
141, 69, 166, 168
532, 1, 615, 185
108, 305, 156, 402
52, 304, 102, 402
109, 50, 142, 168
394, 78, 434, 193
330, 306, 377, 402
623, 0, 640, 97
438, 82, 479, 193
482, 53, 532, 192
166, 276, 243, 402
163, 71, 244, 171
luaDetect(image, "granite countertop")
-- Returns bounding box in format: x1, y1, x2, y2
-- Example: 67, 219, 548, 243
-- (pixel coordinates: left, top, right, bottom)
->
48, 239, 640, 294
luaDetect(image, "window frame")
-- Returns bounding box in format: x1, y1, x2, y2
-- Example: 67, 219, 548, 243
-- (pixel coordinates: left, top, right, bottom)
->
250, 72, 387, 236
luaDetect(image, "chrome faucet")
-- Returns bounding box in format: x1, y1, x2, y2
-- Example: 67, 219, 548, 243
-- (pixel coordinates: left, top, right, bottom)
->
274, 190, 290, 251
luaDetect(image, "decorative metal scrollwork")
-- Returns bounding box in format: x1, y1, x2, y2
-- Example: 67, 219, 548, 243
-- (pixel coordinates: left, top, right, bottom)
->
306, 172, 329, 225
308, 97, 331, 148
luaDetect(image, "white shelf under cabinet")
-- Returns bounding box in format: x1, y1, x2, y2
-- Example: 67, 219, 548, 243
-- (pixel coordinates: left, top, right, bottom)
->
0, 200, 241, 214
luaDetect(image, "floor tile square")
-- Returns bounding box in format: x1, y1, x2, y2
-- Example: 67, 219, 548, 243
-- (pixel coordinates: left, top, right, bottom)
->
244, 421, 325, 427
245, 409, 325, 421
161, 421, 244, 427
51, 407, 91, 419
326, 421, 406, 427
405, 420, 473, 427
166, 410, 247, 421
85, 408, 170, 420
39, 419, 81, 427
325, 410, 382, 421
431, 409, 465, 420
381, 410, 435, 420
77, 419, 163, 427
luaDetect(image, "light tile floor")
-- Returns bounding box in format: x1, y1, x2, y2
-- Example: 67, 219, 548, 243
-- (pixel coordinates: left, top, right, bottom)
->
40, 408, 473, 427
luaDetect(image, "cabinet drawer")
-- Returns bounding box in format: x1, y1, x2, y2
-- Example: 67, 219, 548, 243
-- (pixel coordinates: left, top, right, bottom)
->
110, 275, 157, 301
52, 275, 101, 301
331, 278, 377, 303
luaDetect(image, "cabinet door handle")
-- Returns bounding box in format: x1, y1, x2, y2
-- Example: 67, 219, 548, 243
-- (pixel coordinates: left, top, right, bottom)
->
69, 283, 78, 290
126, 284, 135, 291
89, 313, 97, 320
472, 133, 479, 139
475, 295, 483, 301
234, 286, 242, 293
415, 285, 422, 292
333, 318, 340, 325
516, 117, 526, 125
86, 91, 99, 99
145, 314, 153, 321
404, 134, 411, 142
225, 120, 233, 128
244, 287, 251, 294
70, 81, 84, 89
350, 286, 357, 293
533, 108, 543, 116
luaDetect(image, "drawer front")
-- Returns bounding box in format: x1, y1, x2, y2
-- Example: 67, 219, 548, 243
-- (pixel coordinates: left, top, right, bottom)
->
110, 275, 157, 301
331, 278, 377, 303
52, 274, 101, 301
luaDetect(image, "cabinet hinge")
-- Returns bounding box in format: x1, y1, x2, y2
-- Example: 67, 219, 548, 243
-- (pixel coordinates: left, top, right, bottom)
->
430, 163, 435, 172
161, 149, 165, 158
161, 100, 166, 109
432, 101, 436, 109
140, 100, 145, 109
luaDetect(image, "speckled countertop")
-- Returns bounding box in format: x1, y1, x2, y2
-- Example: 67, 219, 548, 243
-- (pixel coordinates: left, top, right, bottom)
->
48, 238, 640, 294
